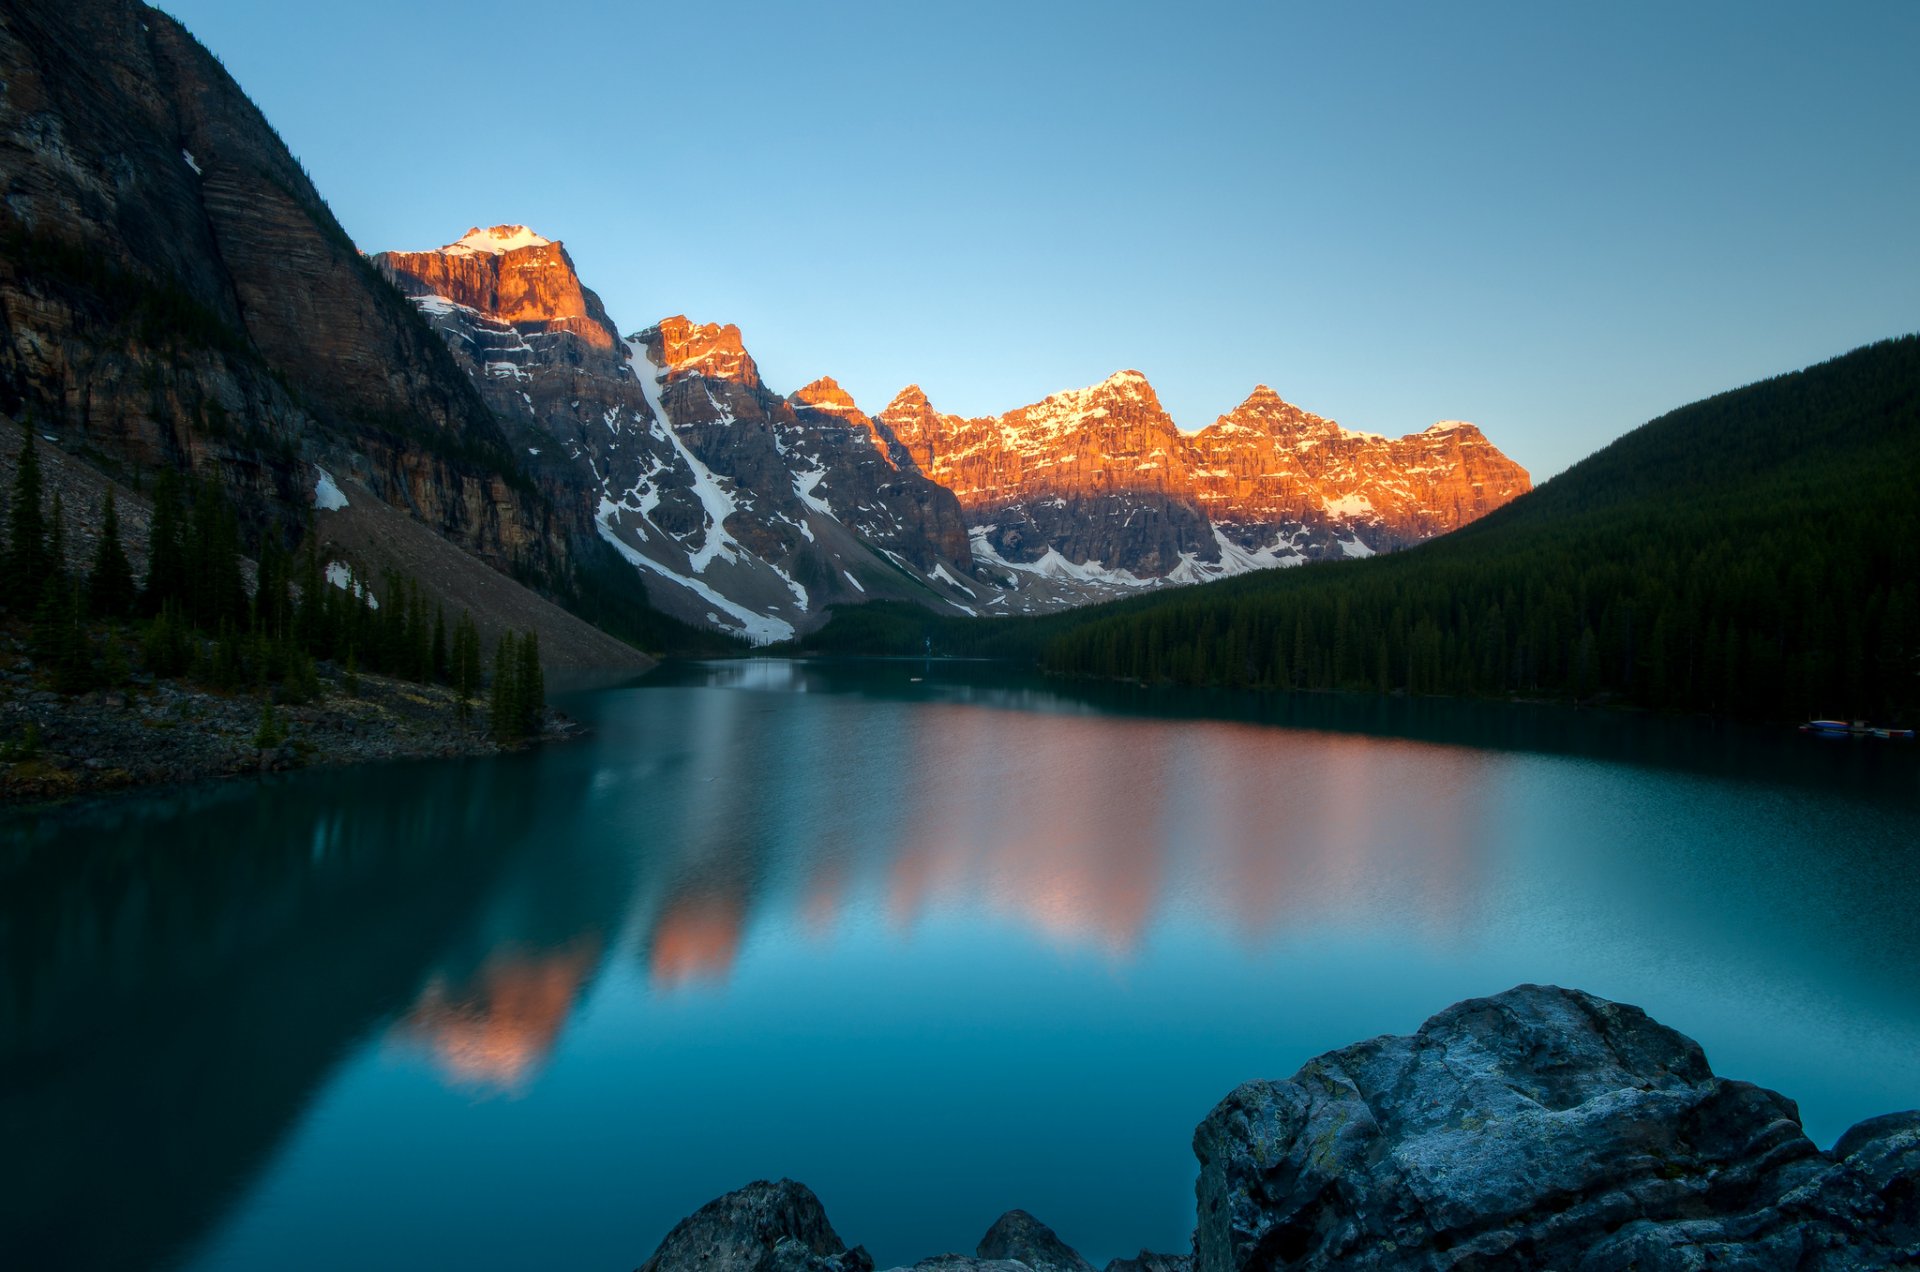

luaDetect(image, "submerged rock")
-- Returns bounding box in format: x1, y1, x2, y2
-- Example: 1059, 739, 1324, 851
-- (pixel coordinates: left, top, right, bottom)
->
636, 1179, 871, 1272
1192, 984, 1919, 1271
637, 987, 1918, 1272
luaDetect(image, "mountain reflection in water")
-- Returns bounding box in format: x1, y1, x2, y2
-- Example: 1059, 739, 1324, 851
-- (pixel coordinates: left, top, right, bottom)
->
2, 658, 1915, 1272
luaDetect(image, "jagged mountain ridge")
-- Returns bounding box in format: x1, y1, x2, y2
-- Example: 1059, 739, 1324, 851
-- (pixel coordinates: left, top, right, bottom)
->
376, 233, 984, 643
379, 224, 1530, 639
879, 373, 1532, 582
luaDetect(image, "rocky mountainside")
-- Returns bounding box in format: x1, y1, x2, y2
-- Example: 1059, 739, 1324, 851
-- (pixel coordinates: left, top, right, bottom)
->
878, 375, 1530, 588
631, 987, 1918, 1272
375, 231, 986, 642
0, 0, 567, 582
380, 226, 1529, 639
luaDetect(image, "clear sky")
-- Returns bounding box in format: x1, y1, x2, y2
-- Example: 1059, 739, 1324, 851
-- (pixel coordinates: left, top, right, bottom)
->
158, 0, 1917, 478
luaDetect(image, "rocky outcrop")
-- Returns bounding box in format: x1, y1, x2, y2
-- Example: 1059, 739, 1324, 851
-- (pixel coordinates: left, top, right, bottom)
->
975, 1211, 1097, 1272
634, 1180, 871, 1272
1102, 1255, 1191, 1272
636, 988, 1918, 1272
1193, 985, 1919, 1271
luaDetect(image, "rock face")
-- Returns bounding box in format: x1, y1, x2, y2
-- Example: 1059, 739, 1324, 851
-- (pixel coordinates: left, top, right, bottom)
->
0, 0, 565, 580
879, 373, 1216, 578
376, 226, 619, 351
635, 1180, 872, 1272
975, 1210, 1097, 1272
638, 988, 1917, 1272
374, 220, 989, 640
878, 377, 1530, 584
1193, 984, 1920, 1271
1189, 389, 1530, 555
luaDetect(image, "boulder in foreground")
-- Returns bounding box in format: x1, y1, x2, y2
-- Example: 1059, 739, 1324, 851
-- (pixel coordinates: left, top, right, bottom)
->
1194, 984, 1920, 1270
635, 987, 1919, 1272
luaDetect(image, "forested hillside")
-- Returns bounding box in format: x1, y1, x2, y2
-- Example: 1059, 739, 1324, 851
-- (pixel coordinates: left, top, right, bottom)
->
1040, 337, 1919, 721
800, 337, 1920, 723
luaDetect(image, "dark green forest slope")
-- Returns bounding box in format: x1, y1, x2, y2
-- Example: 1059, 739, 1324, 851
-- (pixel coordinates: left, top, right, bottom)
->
804, 336, 1920, 722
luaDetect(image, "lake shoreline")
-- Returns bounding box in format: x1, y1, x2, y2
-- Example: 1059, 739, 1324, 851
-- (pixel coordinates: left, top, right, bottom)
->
0, 659, 585, 810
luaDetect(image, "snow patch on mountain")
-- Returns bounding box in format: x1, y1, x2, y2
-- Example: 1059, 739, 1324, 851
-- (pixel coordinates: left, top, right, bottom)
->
445, 225, 552, 256
312, 466, 348, 511
626, 338, 741, 573
323, 561, 378, 609
593, 516, 792, 645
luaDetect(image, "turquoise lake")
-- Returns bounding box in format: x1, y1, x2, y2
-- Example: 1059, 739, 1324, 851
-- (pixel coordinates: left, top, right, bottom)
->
3, 659, 1917, 1271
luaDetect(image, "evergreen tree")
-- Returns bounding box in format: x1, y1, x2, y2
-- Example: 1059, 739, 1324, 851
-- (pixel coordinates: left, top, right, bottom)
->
489, 631, 520, 742
5, 428, 49, 613
431, 604, 448, 683
451, 610, 481, 728
87, 489, 137, 619
516, 628, 544, 736
143, 467, 188, 613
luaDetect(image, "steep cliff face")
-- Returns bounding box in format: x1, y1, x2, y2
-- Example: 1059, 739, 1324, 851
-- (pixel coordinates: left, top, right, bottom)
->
376, 226, 618, 351
878, 372, 1218, 577
1189, 387, 1532, 554
0, 0, 562, 576
880, 373, 1530, 583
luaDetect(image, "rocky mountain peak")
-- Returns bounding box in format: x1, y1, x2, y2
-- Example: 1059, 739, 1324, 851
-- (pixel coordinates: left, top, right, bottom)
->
647, 315, 763, 389
1210, 385, 1343, 440
374, 225, 617, 350
445, 224, 554, 256
790, 376, 861, 416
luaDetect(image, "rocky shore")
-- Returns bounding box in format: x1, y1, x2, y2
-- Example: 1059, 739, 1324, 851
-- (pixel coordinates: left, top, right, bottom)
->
0, 651, 578, 805
634, 987, 1918, 1272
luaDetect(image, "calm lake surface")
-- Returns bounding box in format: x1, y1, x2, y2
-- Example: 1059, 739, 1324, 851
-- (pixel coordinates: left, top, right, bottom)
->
3, 659, 1918, 1271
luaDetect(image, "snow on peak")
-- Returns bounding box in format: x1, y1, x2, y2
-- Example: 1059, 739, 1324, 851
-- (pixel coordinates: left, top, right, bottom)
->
445, 225, 553, 256
884, 384, 935, 414
1424, 420, 1478, 435
1100, 369, 1150, 389
790, 375, 861, 414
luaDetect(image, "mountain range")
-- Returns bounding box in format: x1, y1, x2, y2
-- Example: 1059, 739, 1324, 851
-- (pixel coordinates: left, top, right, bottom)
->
0, 0, 1526, 653
373, 224, 1529, 642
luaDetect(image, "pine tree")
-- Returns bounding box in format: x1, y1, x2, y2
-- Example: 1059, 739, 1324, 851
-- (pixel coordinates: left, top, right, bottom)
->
516, 628, 544, 736
143, 467, 188, 613
87, 489, 137, 619
489, 631, 519, 742
254, 698, 285, 749
5, 428, 49, 613
431, 604, 448, 683
451, 611, 481, 728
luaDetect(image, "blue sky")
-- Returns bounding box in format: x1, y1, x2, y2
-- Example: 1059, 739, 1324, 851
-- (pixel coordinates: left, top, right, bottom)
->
161, 0, 1917, 478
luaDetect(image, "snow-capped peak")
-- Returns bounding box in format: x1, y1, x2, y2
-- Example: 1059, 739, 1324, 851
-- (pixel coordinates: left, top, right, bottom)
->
445, 225, 553, 256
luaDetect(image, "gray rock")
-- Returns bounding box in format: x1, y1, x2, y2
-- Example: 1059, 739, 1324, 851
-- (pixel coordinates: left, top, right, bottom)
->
976, 1210, 1094, 1272
889, 1259, 1034, 1272
1103, 1253, 1192, 1272
636, 1179, 871, 1272
1192, 984, 1920, 1272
